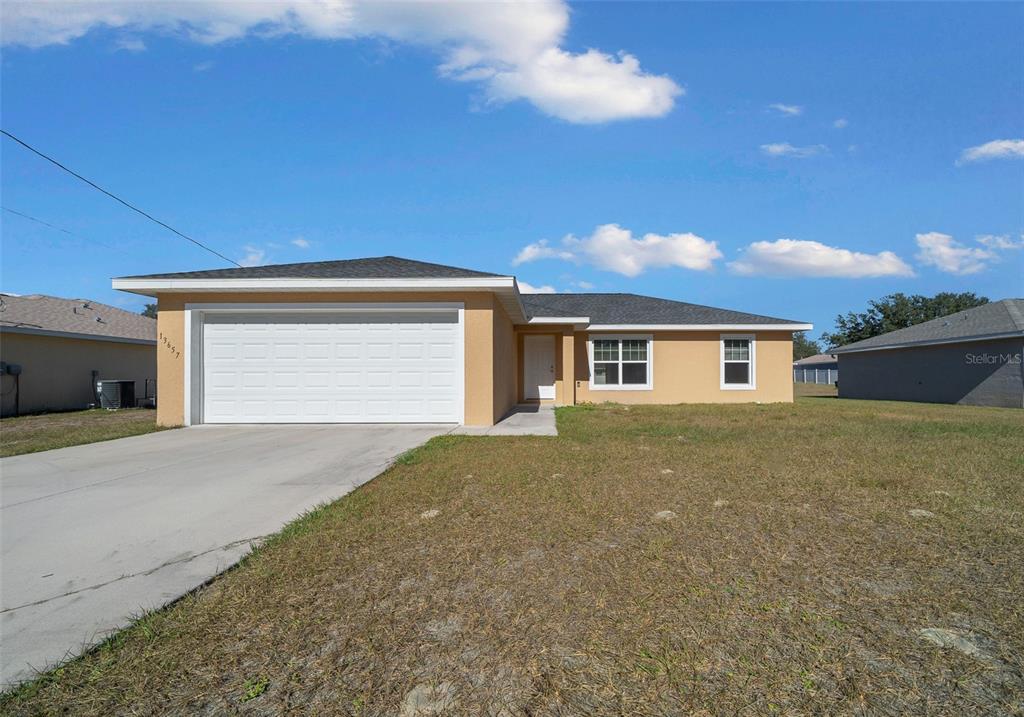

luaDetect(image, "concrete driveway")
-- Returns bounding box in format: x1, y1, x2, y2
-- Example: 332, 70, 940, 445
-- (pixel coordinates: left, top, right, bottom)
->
0, 424, 449, 689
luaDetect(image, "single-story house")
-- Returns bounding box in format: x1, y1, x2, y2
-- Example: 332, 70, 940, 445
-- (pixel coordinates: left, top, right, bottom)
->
0, 294, 157, 416
793, 353, 838, 384
111, 256, 812, 427
831, 299, 1023, 408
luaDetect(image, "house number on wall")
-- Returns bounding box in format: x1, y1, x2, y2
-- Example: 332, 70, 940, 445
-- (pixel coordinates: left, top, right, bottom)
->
159, 333, 181, 360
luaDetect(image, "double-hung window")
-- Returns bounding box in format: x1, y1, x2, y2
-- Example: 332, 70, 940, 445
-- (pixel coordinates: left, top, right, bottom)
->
589, 335, 653, 390
721, 334, 755, 389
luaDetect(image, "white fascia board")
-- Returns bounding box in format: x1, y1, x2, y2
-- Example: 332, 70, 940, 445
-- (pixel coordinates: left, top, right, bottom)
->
527, 316, 590, 325
111, 276, 516, 297
831, 330, 1024, 355
587, 323, 813, 332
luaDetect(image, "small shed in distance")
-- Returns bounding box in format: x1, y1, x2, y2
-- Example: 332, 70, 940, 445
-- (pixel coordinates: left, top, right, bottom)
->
793, 353, 838, 385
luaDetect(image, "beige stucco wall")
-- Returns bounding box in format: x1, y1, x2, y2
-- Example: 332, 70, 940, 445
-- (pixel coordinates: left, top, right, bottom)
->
491, 303, 517, 423
153, 291, 507, 427
0, 332, 156, 416
573, 330, 794, 404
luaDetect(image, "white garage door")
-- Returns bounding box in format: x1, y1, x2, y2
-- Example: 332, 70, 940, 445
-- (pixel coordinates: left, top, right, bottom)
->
201, 310, 461, 423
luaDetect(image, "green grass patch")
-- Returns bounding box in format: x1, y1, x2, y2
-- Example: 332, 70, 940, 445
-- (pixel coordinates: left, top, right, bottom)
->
0, 409, 167, 457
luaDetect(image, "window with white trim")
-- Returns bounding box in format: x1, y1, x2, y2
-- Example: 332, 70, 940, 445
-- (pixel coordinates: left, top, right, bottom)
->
721, 334, 755, 389
589, 335, 653, 390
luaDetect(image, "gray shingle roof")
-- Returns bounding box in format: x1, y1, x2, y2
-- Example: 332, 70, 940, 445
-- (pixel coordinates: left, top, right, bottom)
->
793, 353, 838, 366
521, 293, 807, 325
831, 299, 1024, 353
122, 256, 506, 280
0, 294, 156, 343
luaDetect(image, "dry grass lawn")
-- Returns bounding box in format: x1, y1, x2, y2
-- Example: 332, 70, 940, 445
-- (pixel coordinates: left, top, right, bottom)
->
0, 409, 164, 458
3, 398, 1022, 715
794, 381, 838, 398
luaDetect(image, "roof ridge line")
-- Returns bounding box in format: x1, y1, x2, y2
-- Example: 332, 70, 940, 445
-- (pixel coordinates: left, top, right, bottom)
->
1003, 298, 1024, 332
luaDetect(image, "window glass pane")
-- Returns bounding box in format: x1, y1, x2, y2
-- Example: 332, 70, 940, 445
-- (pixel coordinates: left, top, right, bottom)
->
594, 362, 619, 385
622, 363, 647, 384
724, 362, 750, 385
593, 340, 619, 362
724, 339, 750, 361
621, 339, 647, 361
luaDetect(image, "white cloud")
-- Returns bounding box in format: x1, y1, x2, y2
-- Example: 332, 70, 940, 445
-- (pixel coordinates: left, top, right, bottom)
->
574, 280, 595, 290
193, 60, 214, 73
291, 237, 311, 249
915, 232, 994, 275
0, 1, 681, 124
239, 245, 267, 267
517, 280, 556, 294
515, 223, 722, 278
760, 142, 827, 158
729, 239, 914, 278
113, 36, 144, 52
833, 118, 848, 129
513, 239, 574, 265
956, 139, 1024, 165
768, 103, 802, 117
977, 234, 1024, 250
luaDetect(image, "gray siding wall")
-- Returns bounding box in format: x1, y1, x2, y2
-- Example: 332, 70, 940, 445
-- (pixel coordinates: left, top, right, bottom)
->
838, 338, 1024, 408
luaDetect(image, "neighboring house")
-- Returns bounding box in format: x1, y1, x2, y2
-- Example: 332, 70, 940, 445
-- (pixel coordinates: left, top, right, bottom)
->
111, 256, 812, 427
0, 294, 157, 416
831, 299, 1024, 408
793, 353, 838, 384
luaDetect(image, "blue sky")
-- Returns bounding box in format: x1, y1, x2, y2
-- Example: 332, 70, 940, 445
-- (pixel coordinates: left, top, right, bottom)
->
1, 1, 1021, 341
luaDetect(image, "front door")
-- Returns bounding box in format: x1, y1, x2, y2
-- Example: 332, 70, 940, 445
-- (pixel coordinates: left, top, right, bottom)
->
524, 335, 556, 400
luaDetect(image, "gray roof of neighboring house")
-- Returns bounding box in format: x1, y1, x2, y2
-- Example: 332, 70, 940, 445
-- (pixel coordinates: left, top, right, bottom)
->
521, 293, 807, 325
0, 294, 156, 343
793, 353, 838, 366
121, 256, 506, 280
831, 299, 1024, 354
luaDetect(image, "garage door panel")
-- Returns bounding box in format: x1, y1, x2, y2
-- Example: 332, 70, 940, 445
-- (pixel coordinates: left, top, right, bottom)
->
202, 310, 461, 423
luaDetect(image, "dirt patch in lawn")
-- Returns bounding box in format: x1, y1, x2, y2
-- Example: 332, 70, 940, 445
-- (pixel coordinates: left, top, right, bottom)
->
3, 399, 1022, 715
0, 409, 165, 457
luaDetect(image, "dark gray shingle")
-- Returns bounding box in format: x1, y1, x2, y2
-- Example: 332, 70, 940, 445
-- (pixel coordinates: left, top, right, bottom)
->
121, 256, 506, 280
521, 293, 807, 325
831, 299, 1024, 353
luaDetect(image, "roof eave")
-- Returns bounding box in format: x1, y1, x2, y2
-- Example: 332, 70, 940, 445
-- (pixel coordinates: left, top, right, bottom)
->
112, 276, 528, 323
832, 330, 1024, 355
0, 325, 157, 345
586, 323, 813, 331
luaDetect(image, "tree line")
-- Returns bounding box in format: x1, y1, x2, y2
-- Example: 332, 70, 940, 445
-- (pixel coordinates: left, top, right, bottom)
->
795, 292, 989, 360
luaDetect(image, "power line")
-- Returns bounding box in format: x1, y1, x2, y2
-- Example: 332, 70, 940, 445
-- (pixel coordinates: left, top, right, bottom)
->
2, 205, 135, 257
1, 129, 241, 268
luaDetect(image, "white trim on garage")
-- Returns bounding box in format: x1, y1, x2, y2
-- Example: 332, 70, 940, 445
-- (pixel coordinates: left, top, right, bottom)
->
116, 277, 514, 292
183, 302, 465, 426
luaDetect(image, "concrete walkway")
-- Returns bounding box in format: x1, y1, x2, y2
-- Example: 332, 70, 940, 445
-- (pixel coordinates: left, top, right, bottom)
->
0, 424, 448, 689
452, 404, 558, 436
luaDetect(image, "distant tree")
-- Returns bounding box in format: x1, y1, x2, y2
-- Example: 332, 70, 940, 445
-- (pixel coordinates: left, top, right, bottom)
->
793, 331, 821, 360
141, 303, 157, 319
821, 292, 989, 348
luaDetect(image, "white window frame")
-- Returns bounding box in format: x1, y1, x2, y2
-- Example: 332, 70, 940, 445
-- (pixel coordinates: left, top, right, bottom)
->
720, 333, 756, 390
587, 334, 653, 391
